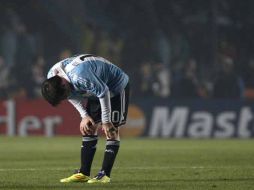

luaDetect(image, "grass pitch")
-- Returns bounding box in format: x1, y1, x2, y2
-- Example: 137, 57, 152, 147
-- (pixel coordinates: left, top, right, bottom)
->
0, 137, 254, 190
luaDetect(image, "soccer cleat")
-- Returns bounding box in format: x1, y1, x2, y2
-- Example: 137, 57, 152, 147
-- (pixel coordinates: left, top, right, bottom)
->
87, 170, 111, 184
60, 171, 90, 183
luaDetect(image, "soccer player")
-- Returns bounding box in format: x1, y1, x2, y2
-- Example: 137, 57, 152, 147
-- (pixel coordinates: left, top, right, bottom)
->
41, 54, 129, 184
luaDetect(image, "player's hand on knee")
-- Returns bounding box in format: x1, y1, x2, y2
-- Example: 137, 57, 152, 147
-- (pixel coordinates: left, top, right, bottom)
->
80, 116, 95, 135
102, 122, 118, 139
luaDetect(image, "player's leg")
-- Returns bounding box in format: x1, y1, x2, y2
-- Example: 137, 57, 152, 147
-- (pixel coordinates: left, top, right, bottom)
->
80, 125, 99, 176
79, 99, 101, 175
60, 99, 101, 183
88, 83, 130, 184
60, 125, 99, 183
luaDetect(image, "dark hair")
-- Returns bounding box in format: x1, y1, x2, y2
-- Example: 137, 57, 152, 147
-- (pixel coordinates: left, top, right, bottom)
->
41, 76, 66, 106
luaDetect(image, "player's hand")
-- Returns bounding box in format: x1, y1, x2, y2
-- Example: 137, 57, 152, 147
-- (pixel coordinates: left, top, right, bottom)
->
80, 116, 95, 135
102, 122, 118, 139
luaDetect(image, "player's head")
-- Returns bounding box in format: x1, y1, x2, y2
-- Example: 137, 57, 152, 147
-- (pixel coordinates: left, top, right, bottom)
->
41, 75, 71, 106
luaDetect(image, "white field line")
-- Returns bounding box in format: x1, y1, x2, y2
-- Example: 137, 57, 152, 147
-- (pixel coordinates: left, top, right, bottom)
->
0, 166, 253, 172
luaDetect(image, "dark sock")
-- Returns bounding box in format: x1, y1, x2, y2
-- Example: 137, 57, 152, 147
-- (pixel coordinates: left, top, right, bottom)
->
80, 135, 98, 176
101, 140, 120, 177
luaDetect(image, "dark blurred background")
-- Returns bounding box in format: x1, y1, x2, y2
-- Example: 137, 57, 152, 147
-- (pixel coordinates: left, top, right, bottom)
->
1, 0, 254, 100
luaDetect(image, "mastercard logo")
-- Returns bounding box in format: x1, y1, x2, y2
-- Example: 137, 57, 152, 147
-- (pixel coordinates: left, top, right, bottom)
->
120, 104, 145, 137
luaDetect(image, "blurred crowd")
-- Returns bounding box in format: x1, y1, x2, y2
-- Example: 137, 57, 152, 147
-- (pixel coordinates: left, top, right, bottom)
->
138, 55, 252, 99
1, 0, 254, 100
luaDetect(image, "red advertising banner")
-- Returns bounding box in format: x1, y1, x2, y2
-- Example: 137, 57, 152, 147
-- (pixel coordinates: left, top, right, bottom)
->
0, 99, 81, 136
0, 99, 145, 137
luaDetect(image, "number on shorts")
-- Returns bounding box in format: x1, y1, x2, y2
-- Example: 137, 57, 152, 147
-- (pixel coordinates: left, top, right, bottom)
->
111, 111, 120, 123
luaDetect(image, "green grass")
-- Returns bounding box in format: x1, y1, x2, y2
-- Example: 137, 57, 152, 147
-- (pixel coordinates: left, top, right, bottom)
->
0, 137, 254, 190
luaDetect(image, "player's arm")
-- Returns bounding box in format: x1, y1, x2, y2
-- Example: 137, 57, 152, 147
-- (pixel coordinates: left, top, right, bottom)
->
74, 73, 117, 138
99, 89, 118, 139
78, 82, 117, 139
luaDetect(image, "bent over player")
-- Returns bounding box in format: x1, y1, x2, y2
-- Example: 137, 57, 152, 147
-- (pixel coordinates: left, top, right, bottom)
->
41, 54, 129, 184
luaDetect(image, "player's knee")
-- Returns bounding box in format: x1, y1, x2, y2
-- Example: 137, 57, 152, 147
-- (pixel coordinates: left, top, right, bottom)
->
105, 128, 120, 141
88, 124, 99, 135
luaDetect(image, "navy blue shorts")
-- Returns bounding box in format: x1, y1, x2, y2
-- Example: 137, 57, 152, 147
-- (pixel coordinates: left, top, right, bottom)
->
87, 83, 130, 127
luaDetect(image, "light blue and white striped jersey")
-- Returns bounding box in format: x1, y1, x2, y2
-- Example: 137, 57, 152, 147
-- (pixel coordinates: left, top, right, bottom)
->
47, 54, 129, 98
47, 54, 129, 122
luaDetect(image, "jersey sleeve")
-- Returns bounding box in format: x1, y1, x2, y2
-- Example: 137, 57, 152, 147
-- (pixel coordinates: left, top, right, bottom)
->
99, 90, 111, 123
